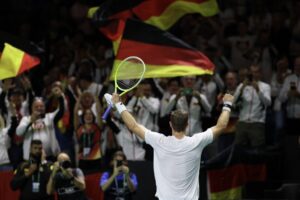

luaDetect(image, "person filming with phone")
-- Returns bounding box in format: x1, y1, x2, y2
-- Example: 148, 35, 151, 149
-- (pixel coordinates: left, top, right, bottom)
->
100, 150, 138, 200
234, 65, 271, 148
47, 152, 87, 200
163, 76, 211, 135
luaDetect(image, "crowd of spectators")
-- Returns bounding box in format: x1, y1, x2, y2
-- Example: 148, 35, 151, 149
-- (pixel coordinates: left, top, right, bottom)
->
1, 0, 300, 198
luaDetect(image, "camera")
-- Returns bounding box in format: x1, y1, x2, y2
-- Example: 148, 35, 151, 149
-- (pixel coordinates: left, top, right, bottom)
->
60, 160, 72, 169
116, 160, 123, 167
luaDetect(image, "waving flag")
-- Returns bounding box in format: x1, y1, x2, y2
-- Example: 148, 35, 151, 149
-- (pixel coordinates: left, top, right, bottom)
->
0, 43, 40, 80
89, 0, 219, 30
110, 19, 214, 79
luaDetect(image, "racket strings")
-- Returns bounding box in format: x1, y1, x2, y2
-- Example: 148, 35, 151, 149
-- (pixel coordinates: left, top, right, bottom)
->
115, 58, 145, 90
117, 79, 139, 90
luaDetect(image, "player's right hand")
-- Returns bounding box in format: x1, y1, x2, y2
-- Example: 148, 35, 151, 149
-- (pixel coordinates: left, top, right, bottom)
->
223, 93, 234, 103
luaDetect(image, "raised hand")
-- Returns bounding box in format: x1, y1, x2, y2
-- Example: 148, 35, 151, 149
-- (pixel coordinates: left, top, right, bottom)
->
222, 93, 234, 104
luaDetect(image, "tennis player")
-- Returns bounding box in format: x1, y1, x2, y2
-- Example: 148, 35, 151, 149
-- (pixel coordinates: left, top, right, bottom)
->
105, 92, 234, 200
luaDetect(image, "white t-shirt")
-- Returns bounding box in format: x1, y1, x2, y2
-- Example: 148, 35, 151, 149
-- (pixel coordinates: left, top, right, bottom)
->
145, 128, 213, 200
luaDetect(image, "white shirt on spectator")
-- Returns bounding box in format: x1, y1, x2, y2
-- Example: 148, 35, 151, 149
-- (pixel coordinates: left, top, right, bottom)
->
116, 124, 145, 161
145, 128, 213, 200
127, 96, 160, 132
16, 111, 60, 160
234, 81, 271, 123
164, 94, 211, 135
0, 127, 10, 165
278, 74, 300, 118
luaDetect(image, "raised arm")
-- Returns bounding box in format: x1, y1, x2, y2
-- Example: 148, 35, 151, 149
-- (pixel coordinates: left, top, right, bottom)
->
211, 93, 234, 139
107, 93, 147, 140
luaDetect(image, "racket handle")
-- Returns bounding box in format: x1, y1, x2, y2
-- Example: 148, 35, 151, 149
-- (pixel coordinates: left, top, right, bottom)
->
102, 104, 113, 121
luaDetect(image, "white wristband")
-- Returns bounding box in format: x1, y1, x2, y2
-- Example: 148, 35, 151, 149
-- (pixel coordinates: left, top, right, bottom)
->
222, 106, 231, 112
115, 102, 127, 114
223, 101, 233, 106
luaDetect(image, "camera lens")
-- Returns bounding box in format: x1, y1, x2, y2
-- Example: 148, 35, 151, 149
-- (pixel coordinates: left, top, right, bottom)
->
61, 160, 72, 169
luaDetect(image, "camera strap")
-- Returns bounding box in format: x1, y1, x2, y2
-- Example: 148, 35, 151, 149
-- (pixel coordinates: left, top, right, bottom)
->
32, 171, 40, 193
114, 174, 127, 195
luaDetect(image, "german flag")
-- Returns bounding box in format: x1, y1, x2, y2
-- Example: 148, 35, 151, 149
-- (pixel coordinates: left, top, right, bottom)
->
133, 0, 219, 30
206, 146, 266, 200
110, 19, 214, 79
0, 43, 40, 80
89, 0, 219, 30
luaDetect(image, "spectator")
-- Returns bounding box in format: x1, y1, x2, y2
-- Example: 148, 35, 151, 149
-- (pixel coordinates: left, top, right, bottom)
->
270, 56, 291, 145
75, 108, 102, 172
278, 56, 300, 135
234, 65, 271, 148
100, 150, 138, 200
216, 71, 239, 151
0, 77, 34, 168
127, 81, 160, 132
159, 78, 180, 135
0, 76, 34, 124
196, 74, 218, 112
16, 86, 65, 160
121, 81, 160, 160
47, 152, 87, 200
164, 76, 211, 135
11, 140, 54, 200
160, 78, 180, 118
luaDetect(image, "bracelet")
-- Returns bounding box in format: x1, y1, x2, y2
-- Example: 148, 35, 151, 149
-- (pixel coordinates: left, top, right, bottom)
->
223, 103, 232, 109
115, 102, 127, 114
223, 101, 233, 106
222, 106, 231, 112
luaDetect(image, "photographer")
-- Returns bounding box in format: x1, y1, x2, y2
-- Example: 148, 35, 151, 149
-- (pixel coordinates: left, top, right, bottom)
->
100, 150, 138, 200
164, 76, 211, 135
10, 140, 54, 200
16, 86, 65, 161
47, 152, 87, 200
234, 65, 271, 148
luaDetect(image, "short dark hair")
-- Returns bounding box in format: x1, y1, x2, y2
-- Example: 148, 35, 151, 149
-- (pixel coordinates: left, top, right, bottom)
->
170, 110, 188, 132
31, 139, 42, 146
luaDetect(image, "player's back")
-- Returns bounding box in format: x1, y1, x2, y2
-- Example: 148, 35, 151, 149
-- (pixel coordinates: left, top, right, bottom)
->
145, 128, 213, 200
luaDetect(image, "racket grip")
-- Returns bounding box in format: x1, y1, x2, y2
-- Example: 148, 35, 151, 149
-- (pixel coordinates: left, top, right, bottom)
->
102, 104, 113, 121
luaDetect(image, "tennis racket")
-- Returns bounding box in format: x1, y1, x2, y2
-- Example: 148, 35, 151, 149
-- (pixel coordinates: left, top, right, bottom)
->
102, 56, 146, 121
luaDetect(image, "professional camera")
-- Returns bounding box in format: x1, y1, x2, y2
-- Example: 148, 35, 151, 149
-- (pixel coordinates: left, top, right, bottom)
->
60, 160, 72, 169
116, 160, 123, 167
